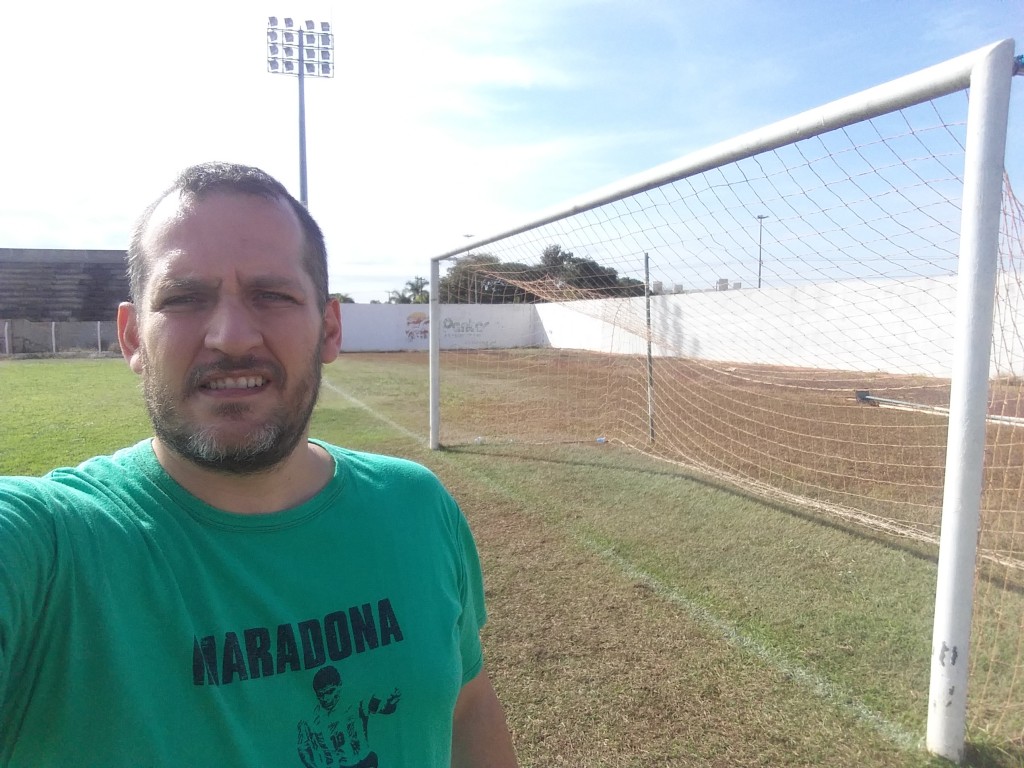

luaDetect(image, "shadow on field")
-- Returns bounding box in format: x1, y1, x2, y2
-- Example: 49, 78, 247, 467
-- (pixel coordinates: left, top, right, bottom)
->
443, 442, 1024, 599
443, 441, 940, 558
963, 740, 1024, 768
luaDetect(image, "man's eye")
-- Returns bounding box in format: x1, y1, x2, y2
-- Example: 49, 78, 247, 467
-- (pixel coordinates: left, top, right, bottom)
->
161, 295, 200, 307
258, 292, 298, 303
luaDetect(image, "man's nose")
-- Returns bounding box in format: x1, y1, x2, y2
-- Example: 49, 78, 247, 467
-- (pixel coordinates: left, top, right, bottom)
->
204, 296, 263, 355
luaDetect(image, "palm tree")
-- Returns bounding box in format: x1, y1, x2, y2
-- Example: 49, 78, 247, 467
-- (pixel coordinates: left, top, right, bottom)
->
404, 277, 429, 304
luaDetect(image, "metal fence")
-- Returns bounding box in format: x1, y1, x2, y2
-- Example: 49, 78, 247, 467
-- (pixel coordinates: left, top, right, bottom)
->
1, 319, 119, 355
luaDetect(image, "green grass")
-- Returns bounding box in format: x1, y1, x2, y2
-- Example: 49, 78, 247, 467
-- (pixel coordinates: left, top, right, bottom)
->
0, 358, 150, 474
3, 355, 1022, 767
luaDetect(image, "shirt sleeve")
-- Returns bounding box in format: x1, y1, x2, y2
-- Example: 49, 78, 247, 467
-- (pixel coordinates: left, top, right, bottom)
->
0, 480, 58, 725
454, 507, 487, 685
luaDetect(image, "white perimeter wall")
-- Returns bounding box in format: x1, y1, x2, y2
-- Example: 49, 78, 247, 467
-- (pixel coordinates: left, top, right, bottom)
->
341, 276, 1024, 378
340, 303, 544, 352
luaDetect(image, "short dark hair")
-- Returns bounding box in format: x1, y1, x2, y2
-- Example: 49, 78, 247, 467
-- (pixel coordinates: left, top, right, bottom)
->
126, 162, 329, 309
312, 665, 341, 692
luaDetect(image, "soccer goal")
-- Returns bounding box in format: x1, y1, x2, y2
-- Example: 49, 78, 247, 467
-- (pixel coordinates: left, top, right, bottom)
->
428, 40, 1019, 762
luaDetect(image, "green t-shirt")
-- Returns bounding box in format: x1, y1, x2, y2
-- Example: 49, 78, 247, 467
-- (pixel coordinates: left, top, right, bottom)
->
0, 440, 486, 767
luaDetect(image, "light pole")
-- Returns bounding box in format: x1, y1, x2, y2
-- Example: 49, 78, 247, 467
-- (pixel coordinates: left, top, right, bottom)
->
756, 214, 769, 288
267, 17, 334, 207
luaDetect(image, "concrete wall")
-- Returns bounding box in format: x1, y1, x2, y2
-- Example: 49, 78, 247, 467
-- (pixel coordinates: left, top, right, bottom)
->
339, 276, 1024, 379
535, 276, 954, 374
535, 275, 1023, 378
339, 303, 545, 352
7, 276, 1021, 379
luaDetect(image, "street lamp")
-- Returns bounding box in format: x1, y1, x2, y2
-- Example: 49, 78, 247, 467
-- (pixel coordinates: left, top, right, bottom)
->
755, 214, 770, 288
267, 16, 334, 207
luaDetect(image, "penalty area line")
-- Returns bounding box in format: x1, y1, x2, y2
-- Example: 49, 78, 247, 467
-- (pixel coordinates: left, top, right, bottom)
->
320, 380, 424, 444
579, 535, 922, 754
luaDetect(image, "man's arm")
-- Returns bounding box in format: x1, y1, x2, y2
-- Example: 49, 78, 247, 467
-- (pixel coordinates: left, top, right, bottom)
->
451, 668, 518, 768
367, 688, 401, 715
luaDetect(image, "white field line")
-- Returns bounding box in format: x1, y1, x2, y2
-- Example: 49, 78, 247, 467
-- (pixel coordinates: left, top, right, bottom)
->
320, 380, 425, 444
579, 536, 923, 753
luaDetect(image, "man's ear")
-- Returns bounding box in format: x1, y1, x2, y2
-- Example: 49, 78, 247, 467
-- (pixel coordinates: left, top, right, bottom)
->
117, 302, 145, 374
320, 298, 342, 364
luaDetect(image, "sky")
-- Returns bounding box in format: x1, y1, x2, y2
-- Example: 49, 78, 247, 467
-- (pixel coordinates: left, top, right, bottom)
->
1, 0, 1020, 303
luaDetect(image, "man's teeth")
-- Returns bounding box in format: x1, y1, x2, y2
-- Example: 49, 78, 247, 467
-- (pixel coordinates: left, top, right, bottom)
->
205, 376, 265, 390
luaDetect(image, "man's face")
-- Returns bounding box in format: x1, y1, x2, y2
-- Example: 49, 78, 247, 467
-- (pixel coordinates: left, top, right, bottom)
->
316, 682, 341, 711
118, 191, 341, 474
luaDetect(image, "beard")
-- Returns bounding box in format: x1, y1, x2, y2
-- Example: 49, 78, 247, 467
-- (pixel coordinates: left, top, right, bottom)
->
140, 347, 322, 475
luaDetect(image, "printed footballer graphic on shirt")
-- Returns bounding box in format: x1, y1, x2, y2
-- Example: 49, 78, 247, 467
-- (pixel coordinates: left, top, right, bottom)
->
297, 665, 400, 768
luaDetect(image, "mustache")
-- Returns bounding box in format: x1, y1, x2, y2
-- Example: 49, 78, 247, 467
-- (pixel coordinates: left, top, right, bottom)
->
186, 356, 284, 391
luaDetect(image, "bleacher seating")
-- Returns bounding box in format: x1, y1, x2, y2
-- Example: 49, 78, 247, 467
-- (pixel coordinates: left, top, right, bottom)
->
0, 250, 129, 322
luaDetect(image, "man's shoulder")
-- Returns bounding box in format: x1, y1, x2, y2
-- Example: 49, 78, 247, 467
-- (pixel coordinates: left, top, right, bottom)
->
313, 441, 451, 501
0, 440, 154, 517
317, 441, 438, 480
51, 439, 151, 475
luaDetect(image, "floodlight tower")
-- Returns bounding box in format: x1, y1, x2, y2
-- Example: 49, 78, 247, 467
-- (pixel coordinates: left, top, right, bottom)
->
266, 16, 334, 207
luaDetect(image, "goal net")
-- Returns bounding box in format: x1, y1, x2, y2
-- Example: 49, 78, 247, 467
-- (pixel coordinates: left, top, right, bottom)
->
429, 41, 1021, 754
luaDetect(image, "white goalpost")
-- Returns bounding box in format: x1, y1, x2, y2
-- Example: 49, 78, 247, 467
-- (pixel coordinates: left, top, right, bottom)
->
924, 40, 1014, 761
428, 40, 1018, 762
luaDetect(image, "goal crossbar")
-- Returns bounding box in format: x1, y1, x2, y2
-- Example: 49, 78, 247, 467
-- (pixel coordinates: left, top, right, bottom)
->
429, 41, 1003, 267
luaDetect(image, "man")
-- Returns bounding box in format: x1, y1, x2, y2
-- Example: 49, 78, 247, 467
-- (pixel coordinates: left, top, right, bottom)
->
297, 664, 400, 767
0, 162, 518, 767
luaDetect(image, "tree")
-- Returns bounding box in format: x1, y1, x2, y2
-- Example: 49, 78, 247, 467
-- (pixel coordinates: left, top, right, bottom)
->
438, 254, 544, 304
330, 292, 355, 304
436, 246, 645, 303
404, 277, 429, 304
438, 253, 498, 303
383, 276, 430, 305
540, 244, 570, 268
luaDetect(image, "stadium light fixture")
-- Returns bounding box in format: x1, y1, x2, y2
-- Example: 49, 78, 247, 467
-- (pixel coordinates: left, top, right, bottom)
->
267, 15, 334, 207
